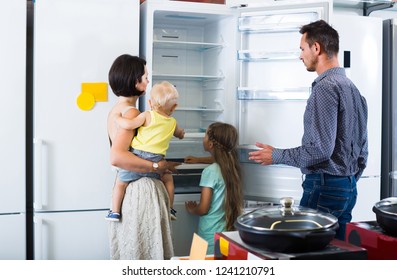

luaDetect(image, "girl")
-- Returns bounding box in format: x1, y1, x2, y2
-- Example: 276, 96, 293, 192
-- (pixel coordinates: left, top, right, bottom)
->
185, 122, 243, 254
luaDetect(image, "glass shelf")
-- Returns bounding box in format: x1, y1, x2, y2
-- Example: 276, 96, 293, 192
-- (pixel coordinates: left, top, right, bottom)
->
238, 50, 300, 61
152, 74, 224, 81
237, 87, 311, 100
176, 107, 224, 113
153, 40, 224, 51
238, 11, 320, 33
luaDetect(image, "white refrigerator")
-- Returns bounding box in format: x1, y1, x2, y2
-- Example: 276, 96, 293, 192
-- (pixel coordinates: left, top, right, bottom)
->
0, 0, 26, 260
32, 0, 139, 259
139, 0, 382, 234
139, 0, 331, 254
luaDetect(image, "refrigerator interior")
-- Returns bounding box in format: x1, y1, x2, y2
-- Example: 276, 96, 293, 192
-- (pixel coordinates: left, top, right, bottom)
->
32, 0, 139, 259
333, 15, 382, 221
236, 2, 329, 203
141, 0, 331, 204
140, 0, 239, 160
0, 0, 26, 260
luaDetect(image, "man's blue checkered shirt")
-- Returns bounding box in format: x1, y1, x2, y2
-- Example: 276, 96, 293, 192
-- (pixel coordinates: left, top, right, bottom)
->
272, 67, 368, 180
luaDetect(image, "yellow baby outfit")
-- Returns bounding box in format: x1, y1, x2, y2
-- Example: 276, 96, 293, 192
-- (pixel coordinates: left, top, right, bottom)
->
131, 110, 176, 156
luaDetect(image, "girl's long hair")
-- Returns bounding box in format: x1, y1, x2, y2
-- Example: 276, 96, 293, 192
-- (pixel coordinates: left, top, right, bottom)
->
207, 122, 243, 231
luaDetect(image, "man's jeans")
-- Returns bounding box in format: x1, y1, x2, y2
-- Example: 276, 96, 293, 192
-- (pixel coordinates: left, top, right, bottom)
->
300, 173, 357, 241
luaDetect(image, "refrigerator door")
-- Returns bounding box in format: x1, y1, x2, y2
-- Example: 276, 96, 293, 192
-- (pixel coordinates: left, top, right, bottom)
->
172, 193, 200, 257
0, 215, 26, 260
33, 0, 139, 259
34, 210, 109, 260
0, 0, 26, 259
0, 0, 26, 214
236, 1, 330, 203
333, 15, 382, 221
33, 0, 139, 211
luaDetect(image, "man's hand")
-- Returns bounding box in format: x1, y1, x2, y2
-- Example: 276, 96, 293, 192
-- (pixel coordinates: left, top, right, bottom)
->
248, 142, 274, 165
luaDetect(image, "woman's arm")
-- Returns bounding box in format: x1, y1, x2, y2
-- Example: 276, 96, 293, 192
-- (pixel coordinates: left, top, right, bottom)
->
185, 187, 212, 215
110, 127, 154, 173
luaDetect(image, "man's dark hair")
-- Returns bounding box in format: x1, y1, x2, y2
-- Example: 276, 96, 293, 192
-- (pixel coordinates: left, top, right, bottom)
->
300, 20, 339, 58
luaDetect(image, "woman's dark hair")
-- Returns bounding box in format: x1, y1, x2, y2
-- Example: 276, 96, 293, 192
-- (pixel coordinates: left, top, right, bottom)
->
300, 20, 339, 58
108, 54, 147, 97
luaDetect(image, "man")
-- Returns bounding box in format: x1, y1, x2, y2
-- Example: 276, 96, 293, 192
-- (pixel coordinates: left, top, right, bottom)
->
248, 20, 368, 240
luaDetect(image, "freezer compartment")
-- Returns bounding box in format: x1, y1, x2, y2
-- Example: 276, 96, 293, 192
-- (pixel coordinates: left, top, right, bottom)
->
0, 214, 26, 260
173, 171, 202, 194
172, 193, 200, 257
34, 210, 109, 260
173, 160, 207, 193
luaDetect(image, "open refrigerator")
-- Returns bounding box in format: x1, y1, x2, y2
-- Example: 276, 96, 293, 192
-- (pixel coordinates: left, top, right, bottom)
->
140, 0, 331, 254
140, 0, 382, 247
140, 0, 331, 196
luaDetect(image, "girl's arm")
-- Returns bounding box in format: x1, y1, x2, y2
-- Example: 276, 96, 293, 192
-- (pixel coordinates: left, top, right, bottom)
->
184, 156, 214, 164
185, 187, 212, 215
116, 112, 147, 131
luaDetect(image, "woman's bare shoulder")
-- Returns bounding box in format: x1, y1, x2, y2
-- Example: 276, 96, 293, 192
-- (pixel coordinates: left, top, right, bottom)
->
107, 103, 139, 140
109, 103, 139, 118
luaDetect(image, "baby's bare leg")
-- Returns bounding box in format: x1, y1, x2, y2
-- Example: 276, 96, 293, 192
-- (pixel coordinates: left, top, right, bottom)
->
112, 177, 129, 214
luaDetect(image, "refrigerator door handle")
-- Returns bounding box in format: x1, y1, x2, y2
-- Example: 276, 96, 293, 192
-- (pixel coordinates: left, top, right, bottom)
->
33, 216, 44, 260
33, 138, 44, 210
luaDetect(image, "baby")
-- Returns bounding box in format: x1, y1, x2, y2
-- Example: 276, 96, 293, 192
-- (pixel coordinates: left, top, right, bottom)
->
106, 81, 184, 221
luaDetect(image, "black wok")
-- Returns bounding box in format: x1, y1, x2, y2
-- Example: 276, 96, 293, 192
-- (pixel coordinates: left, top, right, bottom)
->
235, 197, 339, 253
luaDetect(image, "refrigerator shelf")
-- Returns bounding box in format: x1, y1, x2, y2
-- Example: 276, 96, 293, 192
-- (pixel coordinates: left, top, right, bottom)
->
237, 87, 311, 100
176, 107, 223, 113
238, 50, 300, 61
182, 132, 205, 138
238, 11, 320, 33
152, 73, 224, 81
153, 40, 224, 51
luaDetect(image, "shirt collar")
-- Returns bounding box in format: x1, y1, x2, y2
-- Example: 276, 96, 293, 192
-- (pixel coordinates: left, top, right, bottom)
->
312, 67, 346, 87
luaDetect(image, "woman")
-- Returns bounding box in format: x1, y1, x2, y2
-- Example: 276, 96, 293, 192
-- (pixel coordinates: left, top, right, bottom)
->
107, 54, 177, 259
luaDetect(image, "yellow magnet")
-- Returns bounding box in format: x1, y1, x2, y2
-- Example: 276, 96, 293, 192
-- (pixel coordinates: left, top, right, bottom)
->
82, 82, 108, 102
77, 92, 95, 111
